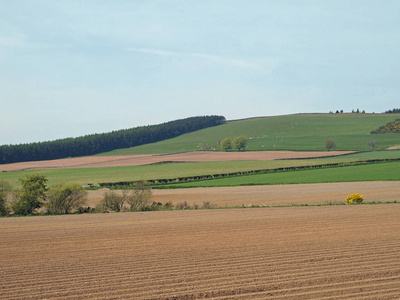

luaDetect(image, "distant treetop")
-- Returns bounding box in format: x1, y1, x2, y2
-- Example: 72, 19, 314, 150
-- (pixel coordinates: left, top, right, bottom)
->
384, 108, 400, 114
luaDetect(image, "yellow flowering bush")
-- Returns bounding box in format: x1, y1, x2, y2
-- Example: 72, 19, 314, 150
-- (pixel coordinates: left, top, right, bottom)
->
345, 193, 364, 204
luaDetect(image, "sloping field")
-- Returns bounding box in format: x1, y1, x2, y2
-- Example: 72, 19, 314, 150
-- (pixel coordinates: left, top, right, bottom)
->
0, 151, 352, 172
97, 113, 400, 155
1, 205, 400, 299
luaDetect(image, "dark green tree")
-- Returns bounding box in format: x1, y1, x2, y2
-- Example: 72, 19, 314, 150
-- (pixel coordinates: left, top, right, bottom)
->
324, 139, 336, 151
11, 174, 48, 215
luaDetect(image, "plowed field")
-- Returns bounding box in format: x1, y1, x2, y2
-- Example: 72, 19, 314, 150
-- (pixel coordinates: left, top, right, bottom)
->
0, 151, 353, 172
1, 205, 400, 299
87, 181, 400, 208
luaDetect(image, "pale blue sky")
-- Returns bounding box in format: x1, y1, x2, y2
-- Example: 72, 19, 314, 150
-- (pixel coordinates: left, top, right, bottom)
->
1, 1, 399, 145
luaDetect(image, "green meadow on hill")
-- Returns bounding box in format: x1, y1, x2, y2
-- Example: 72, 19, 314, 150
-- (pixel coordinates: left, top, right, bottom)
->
98, 113, 400, 155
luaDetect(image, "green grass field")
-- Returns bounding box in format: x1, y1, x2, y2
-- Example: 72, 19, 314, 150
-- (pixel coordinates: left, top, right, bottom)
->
2, 113, 400, 190
98, 113, 400, 155
154, 161, 400, 188
2, 150, 399, 189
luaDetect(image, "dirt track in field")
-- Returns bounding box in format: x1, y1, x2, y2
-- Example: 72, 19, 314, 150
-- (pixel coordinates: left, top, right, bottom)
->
0, 151, 353, 172
86, 181, 400, 208
1, 205, 400, 299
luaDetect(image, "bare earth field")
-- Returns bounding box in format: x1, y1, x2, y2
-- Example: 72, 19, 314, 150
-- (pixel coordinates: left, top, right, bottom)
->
87, 181, 400, 208
1, 205, 400, 299
0, 151, 353, 172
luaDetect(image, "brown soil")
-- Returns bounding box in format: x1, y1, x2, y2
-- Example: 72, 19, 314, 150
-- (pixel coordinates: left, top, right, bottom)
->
87, 181, 400, 208
1, 205, 399, 299
0, 151, 354, 172
387, 145, 400, 150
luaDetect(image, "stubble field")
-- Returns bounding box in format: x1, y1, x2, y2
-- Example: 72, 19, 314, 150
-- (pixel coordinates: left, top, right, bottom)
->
1, 205, 400, 299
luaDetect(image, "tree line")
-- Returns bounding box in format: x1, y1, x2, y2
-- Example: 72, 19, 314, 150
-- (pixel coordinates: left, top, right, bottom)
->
0, 174, 153, 216
0, 174, 88, 216
0, 115, 226, 164
384, 108, 400, 114
0, 174, 217, 216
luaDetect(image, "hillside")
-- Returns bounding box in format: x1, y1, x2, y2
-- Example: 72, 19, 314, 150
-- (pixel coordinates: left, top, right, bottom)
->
99, 113, 400, 155
0, 115, 225, 164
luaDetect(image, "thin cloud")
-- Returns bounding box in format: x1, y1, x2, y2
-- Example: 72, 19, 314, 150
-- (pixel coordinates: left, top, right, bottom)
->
128, 47, 176, 56
191, 53, 266, 70
0, 35, 27, 48
128, 47, 275, 71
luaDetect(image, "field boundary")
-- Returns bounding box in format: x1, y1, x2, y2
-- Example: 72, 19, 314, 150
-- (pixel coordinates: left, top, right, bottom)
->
97, 157, 400, 188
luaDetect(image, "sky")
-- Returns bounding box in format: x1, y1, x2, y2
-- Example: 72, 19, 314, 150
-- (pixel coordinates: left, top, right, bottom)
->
1, 0, 399, 145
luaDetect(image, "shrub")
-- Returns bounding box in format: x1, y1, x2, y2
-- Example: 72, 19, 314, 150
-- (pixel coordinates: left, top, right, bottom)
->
175, 201, 191, 210
202, 201, 216, 209
345, 193, 364, 204
126, 184, 152, 211
99, 190, 126, 212
150, 201, 163, 211
46, 183, 88, 214
0, 180, 11, 216
164, 201, 173, 210
0, 193, 10, 216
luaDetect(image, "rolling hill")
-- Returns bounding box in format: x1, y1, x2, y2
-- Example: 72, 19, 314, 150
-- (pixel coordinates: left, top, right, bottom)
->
2, 113, 400, 188
98, 113, 400, 155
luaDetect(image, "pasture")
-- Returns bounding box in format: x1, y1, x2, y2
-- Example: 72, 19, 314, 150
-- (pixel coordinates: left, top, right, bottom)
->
154, 161, 400, 188
98, 113, 400, 155
1, 150, 400, 188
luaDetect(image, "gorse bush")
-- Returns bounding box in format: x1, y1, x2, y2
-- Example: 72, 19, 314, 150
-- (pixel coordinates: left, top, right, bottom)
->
345, 193, 364, 204
370, 118, 400, 134
202, 201, 216, 209
175, 201, 191, 210
164, 201, 173, 210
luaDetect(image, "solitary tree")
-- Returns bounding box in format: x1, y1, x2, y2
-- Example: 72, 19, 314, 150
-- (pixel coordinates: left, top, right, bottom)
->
220, 138, 232, 151
366, 140, 378, 151
233, 136, 247, 151
10, 174, 48, 215
324, 139, 336, 151
46, 183, 88, 214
